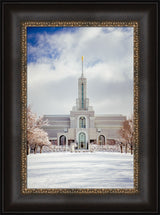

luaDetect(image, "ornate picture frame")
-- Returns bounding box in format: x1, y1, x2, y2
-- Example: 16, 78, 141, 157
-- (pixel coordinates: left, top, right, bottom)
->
22, 21, 138, 194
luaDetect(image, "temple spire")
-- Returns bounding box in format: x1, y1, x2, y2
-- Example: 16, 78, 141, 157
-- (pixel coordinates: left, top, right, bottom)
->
77, 56, 89, 110
81, 56, 84, 77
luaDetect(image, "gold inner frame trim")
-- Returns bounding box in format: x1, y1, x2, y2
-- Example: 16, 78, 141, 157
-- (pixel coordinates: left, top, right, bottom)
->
21, 21, 139, 194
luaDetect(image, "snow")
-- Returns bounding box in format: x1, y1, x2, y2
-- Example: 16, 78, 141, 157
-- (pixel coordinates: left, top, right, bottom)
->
27, 152, 134, 189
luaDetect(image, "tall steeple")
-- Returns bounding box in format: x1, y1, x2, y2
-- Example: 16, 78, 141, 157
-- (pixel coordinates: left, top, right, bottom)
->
76, 57, 89, 110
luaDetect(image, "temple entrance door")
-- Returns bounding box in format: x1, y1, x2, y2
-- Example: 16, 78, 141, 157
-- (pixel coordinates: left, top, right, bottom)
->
79, 132, 86, 149
59, 135, 66, 146
98, 135, 105, 145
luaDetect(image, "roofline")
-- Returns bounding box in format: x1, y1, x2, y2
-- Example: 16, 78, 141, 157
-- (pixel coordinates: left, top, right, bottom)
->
43, 115, 70, 117
95, 114, 126, 117
44, 114, 126, 117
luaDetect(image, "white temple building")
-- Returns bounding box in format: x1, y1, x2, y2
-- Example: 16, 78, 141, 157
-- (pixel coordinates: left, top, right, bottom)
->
43, 58, 126, 149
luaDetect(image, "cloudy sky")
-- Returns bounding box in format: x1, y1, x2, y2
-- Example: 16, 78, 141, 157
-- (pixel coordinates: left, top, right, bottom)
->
27, 27, 133, 117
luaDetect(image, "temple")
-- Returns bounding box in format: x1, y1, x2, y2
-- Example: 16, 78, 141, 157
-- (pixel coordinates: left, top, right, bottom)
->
43, 57, 126, 149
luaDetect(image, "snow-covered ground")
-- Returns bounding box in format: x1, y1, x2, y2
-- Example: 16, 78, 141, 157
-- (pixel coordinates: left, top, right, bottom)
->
27, 152, 134, 189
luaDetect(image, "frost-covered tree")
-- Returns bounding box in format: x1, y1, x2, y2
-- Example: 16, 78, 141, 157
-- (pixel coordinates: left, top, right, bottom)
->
27, 106, 50, 154
119, 116, 134, 154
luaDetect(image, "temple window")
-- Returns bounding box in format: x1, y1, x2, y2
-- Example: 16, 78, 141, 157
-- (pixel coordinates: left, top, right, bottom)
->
79, 117, 86, 128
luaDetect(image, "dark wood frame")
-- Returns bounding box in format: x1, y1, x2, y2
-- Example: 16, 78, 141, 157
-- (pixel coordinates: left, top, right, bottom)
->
1, 1, 158, 213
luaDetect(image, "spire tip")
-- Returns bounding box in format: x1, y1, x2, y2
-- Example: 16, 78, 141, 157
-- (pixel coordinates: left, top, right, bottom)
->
81, 56, 84, 77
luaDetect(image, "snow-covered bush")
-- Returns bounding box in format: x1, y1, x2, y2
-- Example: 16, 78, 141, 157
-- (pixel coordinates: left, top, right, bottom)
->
41, 145, 70, 153
89, 144, 124, 153
70, 143, 77, 152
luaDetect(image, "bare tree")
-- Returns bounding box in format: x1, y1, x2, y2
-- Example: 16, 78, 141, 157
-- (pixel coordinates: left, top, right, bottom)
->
119, 116, 134, 154
27, 105, 50, 154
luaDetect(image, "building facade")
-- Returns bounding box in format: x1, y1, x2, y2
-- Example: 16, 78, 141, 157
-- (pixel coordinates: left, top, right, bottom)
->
43, 61, 126, 149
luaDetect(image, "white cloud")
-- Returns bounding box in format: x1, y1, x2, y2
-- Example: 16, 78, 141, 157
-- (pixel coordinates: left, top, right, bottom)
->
27, 27, 133, 117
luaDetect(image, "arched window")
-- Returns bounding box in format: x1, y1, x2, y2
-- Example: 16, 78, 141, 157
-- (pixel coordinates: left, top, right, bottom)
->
59, 135, 66, 145
79, 132, 86, 149
79, 117, 86, 128
98, 135, 105, 145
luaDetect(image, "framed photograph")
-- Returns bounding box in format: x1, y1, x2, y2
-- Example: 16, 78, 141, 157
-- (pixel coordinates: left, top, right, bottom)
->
2, 1, 158, 213
23, 21, 138, 193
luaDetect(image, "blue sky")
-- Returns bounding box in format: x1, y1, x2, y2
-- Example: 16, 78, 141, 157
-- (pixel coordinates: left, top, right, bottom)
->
27, 27, 79, 63
27, 27, 75, 44
27, 26, 134, 117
